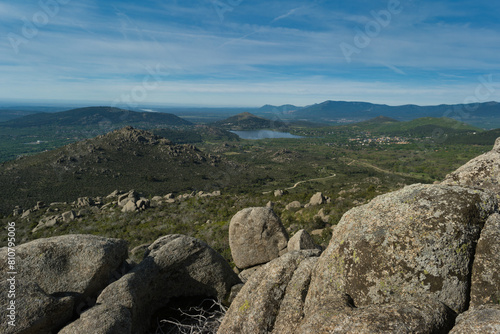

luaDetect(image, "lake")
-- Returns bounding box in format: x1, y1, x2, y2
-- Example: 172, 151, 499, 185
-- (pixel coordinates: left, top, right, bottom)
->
231, 130, 304, 140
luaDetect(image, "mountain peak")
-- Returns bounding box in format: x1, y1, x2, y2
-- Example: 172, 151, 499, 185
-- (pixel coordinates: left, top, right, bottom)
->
214, 112, 287, 130
67, 106, 126, 113
259, 104, 300, 113
237, 112, 259, 119
103, 126, 171, 145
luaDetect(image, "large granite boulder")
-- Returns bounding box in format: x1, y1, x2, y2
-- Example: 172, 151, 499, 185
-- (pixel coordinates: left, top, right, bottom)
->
470, 213, 500, 307
88, 235, 240, 334
0, 235, 128, 334
229, 207, 289, 269
305, 184, 497, 314
296, 297, 455, 334
449, 304, 500, 333
218, 249, 321, 334
0, 234, 128, 301
308, 192, 329, 206
272, 256, 320, 334
59, 304, 132, 334
442, 137, 500, 194
1, 281, 74, 334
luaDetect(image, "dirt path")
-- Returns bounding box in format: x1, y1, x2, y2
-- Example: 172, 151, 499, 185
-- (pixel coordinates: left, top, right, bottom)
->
263, 174, 337, 194
264, 158, 425, 195
284, 174, 337, 190
346, 158, 426, 179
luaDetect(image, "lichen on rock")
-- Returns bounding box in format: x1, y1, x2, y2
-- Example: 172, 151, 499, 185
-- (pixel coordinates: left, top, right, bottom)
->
305, 184, 498, 314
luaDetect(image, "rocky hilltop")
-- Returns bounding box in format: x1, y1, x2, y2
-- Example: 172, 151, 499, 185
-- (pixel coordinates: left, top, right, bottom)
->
0, 126, 238, 215
2, 138, 500, 333
213, 112, 287, 130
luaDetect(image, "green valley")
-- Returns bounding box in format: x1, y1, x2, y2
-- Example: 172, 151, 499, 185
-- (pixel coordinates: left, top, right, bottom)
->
0, 110, 494, 265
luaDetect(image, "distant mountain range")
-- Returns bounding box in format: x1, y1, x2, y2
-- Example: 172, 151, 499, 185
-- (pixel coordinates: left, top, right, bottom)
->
1, 101, 499, 128
346, 116, 481, 137
258, 104, 300, 113
256, 101, 500, 128
0, 106, 192, 128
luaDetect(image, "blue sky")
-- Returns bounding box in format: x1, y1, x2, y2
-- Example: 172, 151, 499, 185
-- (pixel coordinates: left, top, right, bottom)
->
1, 0, 500, 107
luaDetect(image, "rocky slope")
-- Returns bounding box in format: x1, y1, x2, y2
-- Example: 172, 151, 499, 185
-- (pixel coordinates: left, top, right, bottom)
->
0, 126, 238, 215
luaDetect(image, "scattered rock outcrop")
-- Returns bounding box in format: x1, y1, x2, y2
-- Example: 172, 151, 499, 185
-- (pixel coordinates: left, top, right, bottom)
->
75, 196, 96, 207
287, 229, 318, 252
62, 210, 76, 222
116, 190, 150, 212
313, 207, 330, 223
32, 215, 63, 232
21, 209, 32, 219
285, 200, 302, 210
117, 190, 139, 207
121, 200, 138, 213
106, 190, 123, 198
307, 192, 330, 206
23, 187, 224, 230
229, 207, 289, 269
274, 189, 285, 197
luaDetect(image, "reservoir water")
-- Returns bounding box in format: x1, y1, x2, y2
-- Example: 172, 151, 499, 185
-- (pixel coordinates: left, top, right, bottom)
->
231, 130, 303, 140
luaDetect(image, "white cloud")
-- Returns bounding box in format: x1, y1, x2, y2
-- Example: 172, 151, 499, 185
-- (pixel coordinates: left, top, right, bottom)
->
272, 7, 301, 23
1, 0, 499, 107
2, 72, 497, 108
